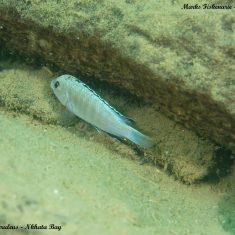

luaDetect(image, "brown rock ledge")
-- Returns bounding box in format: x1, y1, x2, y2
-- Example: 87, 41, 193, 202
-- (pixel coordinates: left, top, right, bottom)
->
0, 1, 234, 155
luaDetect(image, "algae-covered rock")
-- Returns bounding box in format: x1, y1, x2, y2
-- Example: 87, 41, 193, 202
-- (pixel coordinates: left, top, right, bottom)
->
0, 1, 234, 155
2, 60, 229, 184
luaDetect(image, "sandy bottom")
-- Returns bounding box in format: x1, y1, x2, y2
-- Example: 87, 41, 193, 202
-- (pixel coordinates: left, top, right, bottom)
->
0, 108, 234, 235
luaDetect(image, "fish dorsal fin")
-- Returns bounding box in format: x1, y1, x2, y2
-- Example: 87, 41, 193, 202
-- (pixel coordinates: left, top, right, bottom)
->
75, 78, 136, 126
119, 115, 135, 126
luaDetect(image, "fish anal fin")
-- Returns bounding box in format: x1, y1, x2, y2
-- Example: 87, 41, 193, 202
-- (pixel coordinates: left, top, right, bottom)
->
106, 133, 128, 145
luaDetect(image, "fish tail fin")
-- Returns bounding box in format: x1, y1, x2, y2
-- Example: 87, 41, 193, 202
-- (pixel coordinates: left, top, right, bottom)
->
124, 126, 154, 148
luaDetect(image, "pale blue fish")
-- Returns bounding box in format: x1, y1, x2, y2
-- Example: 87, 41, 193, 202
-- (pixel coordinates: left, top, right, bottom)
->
50, 75, 154, 148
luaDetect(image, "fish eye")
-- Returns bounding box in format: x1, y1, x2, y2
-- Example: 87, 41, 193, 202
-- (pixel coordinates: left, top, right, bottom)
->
54, 81, 60, 88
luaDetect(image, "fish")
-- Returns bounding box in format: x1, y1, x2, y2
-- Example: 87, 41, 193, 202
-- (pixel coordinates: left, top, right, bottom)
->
50, 74, 154, 148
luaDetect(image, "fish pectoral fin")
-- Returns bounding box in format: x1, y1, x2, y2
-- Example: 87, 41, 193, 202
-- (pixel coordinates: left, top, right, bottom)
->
65, 100, 74, 113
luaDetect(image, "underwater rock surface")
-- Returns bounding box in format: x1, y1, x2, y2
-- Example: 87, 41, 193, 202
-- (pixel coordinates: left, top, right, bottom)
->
0, 61, 219, 183
0, 0, 234, 153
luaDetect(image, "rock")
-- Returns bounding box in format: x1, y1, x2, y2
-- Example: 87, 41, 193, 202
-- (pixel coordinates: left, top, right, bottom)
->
0, 61, 219, 184
0, 0, 234, 181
